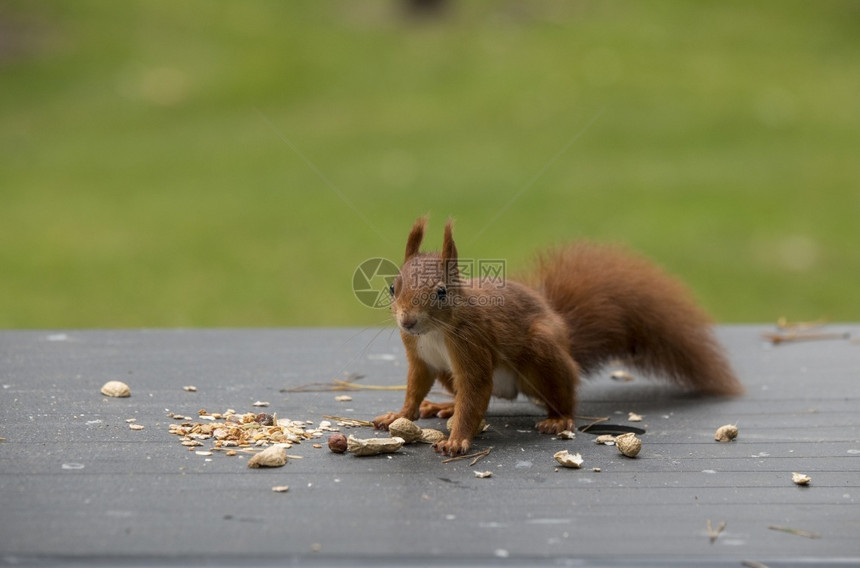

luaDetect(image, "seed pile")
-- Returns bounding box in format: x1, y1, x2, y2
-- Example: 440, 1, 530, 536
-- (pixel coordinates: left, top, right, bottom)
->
167, 409, 350, 456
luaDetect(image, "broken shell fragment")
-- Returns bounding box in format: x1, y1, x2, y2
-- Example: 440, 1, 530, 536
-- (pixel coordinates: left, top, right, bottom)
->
628, 412, 643, 422
419, 428, 446, 444
346, 435, 404, 456
615, 432, 642, 457
100, 380, 131, 398
792, 472, 812, 486
183, 386, 197, 392
553, 450, 584, 469
128, 423, 145, 430
247, 445, 288, 468
334, 395, 352, 402
594, 435, 616, 445
610, 370, 634, 382
272, 485, 289, 493
715, 424, 739, 442
474, 470, 493, 478
388, 417, 424, 444
557, 430, 576, 440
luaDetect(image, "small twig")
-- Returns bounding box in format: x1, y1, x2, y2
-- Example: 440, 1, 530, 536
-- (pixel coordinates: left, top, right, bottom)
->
322, 415, 375, 428
762, 331, 849, 345
776, 317, 827, 331
469, 448, 492, 466
442, 447, 492, 464
706, 519, 726, 543
767, 525, 821, 539
282, 380, 406, 393
579, 416, 610, 433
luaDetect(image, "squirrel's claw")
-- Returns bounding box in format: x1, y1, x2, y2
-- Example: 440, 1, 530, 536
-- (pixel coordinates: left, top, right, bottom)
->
432, 437, 471, 456
536, 417, 575, 435
372, 412, 402, 430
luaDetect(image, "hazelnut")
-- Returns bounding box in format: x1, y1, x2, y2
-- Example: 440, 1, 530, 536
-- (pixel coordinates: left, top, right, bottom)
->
328, 433, 348, 453
255, 413, 274, 426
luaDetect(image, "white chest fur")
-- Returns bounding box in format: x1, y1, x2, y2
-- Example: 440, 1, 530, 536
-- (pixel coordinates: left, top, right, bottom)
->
415, 331, 452, 372
414, 333, 519, 400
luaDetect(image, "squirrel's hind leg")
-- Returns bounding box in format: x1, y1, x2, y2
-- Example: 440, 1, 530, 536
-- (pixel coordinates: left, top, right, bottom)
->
525, 323, 580, 435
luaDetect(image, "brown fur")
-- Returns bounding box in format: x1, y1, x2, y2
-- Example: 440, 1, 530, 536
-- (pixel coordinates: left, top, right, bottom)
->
373, 218, 742, 455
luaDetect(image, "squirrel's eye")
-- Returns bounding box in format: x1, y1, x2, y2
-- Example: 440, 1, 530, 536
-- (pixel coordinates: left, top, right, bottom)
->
436, 285, 447, 299
389, 283, 396, 296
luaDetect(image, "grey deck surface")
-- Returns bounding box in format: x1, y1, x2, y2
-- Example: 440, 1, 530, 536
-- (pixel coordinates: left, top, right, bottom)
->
1, 326, 858, 567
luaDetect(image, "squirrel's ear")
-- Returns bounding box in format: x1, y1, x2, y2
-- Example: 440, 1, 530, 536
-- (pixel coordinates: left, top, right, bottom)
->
404, 216, 427, 261
442, 218, 459, 284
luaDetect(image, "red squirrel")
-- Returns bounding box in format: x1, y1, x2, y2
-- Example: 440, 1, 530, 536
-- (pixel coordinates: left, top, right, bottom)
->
372, 217, 743, 455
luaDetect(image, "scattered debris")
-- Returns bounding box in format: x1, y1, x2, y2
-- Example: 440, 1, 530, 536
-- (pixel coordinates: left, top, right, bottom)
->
252, 401, 270, 407
271, 485, 289, 493
592, 467, 601, 473
715, 424, 739, 442
628, 412, 643, 422
557, 430, 575, 440
346, 435, 404, 456
183, 386, 197, 392
615, 432, 642, 457
706, 519, 727, 543
334, 395, 353, 402
767, 525, 821, 539
474, 470, 493, 478
388, 417, 424, 443
100, 380, 130, 398
595, 435, 616, 445
553, 450, 584, 469
247, 445, 288, 468
128, 423, 145, 430
328, 433, 348, 453
791, 472, 812, 486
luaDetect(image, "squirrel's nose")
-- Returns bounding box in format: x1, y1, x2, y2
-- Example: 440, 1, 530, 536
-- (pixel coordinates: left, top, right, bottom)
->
400, 316, 418, 331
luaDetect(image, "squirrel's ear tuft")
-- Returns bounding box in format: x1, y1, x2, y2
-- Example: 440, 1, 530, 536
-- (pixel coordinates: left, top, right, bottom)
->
442, 218, 459, 284
404, 216, 427, 261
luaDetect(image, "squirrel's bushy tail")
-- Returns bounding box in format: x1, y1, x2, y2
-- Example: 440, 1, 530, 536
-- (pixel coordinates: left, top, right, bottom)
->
532, 243, 743, 396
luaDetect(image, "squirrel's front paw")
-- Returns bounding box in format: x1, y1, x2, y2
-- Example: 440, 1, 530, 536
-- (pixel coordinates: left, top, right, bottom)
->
536, 417, 575, 434
432, 437, 471, 456
372, 412, 402, 430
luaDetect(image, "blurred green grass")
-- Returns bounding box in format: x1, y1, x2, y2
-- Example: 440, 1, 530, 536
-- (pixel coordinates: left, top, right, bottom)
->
1, 0, 858, 328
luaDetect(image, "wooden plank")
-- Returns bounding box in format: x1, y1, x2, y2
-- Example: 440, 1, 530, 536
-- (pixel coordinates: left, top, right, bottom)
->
0, 326, 858, 565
